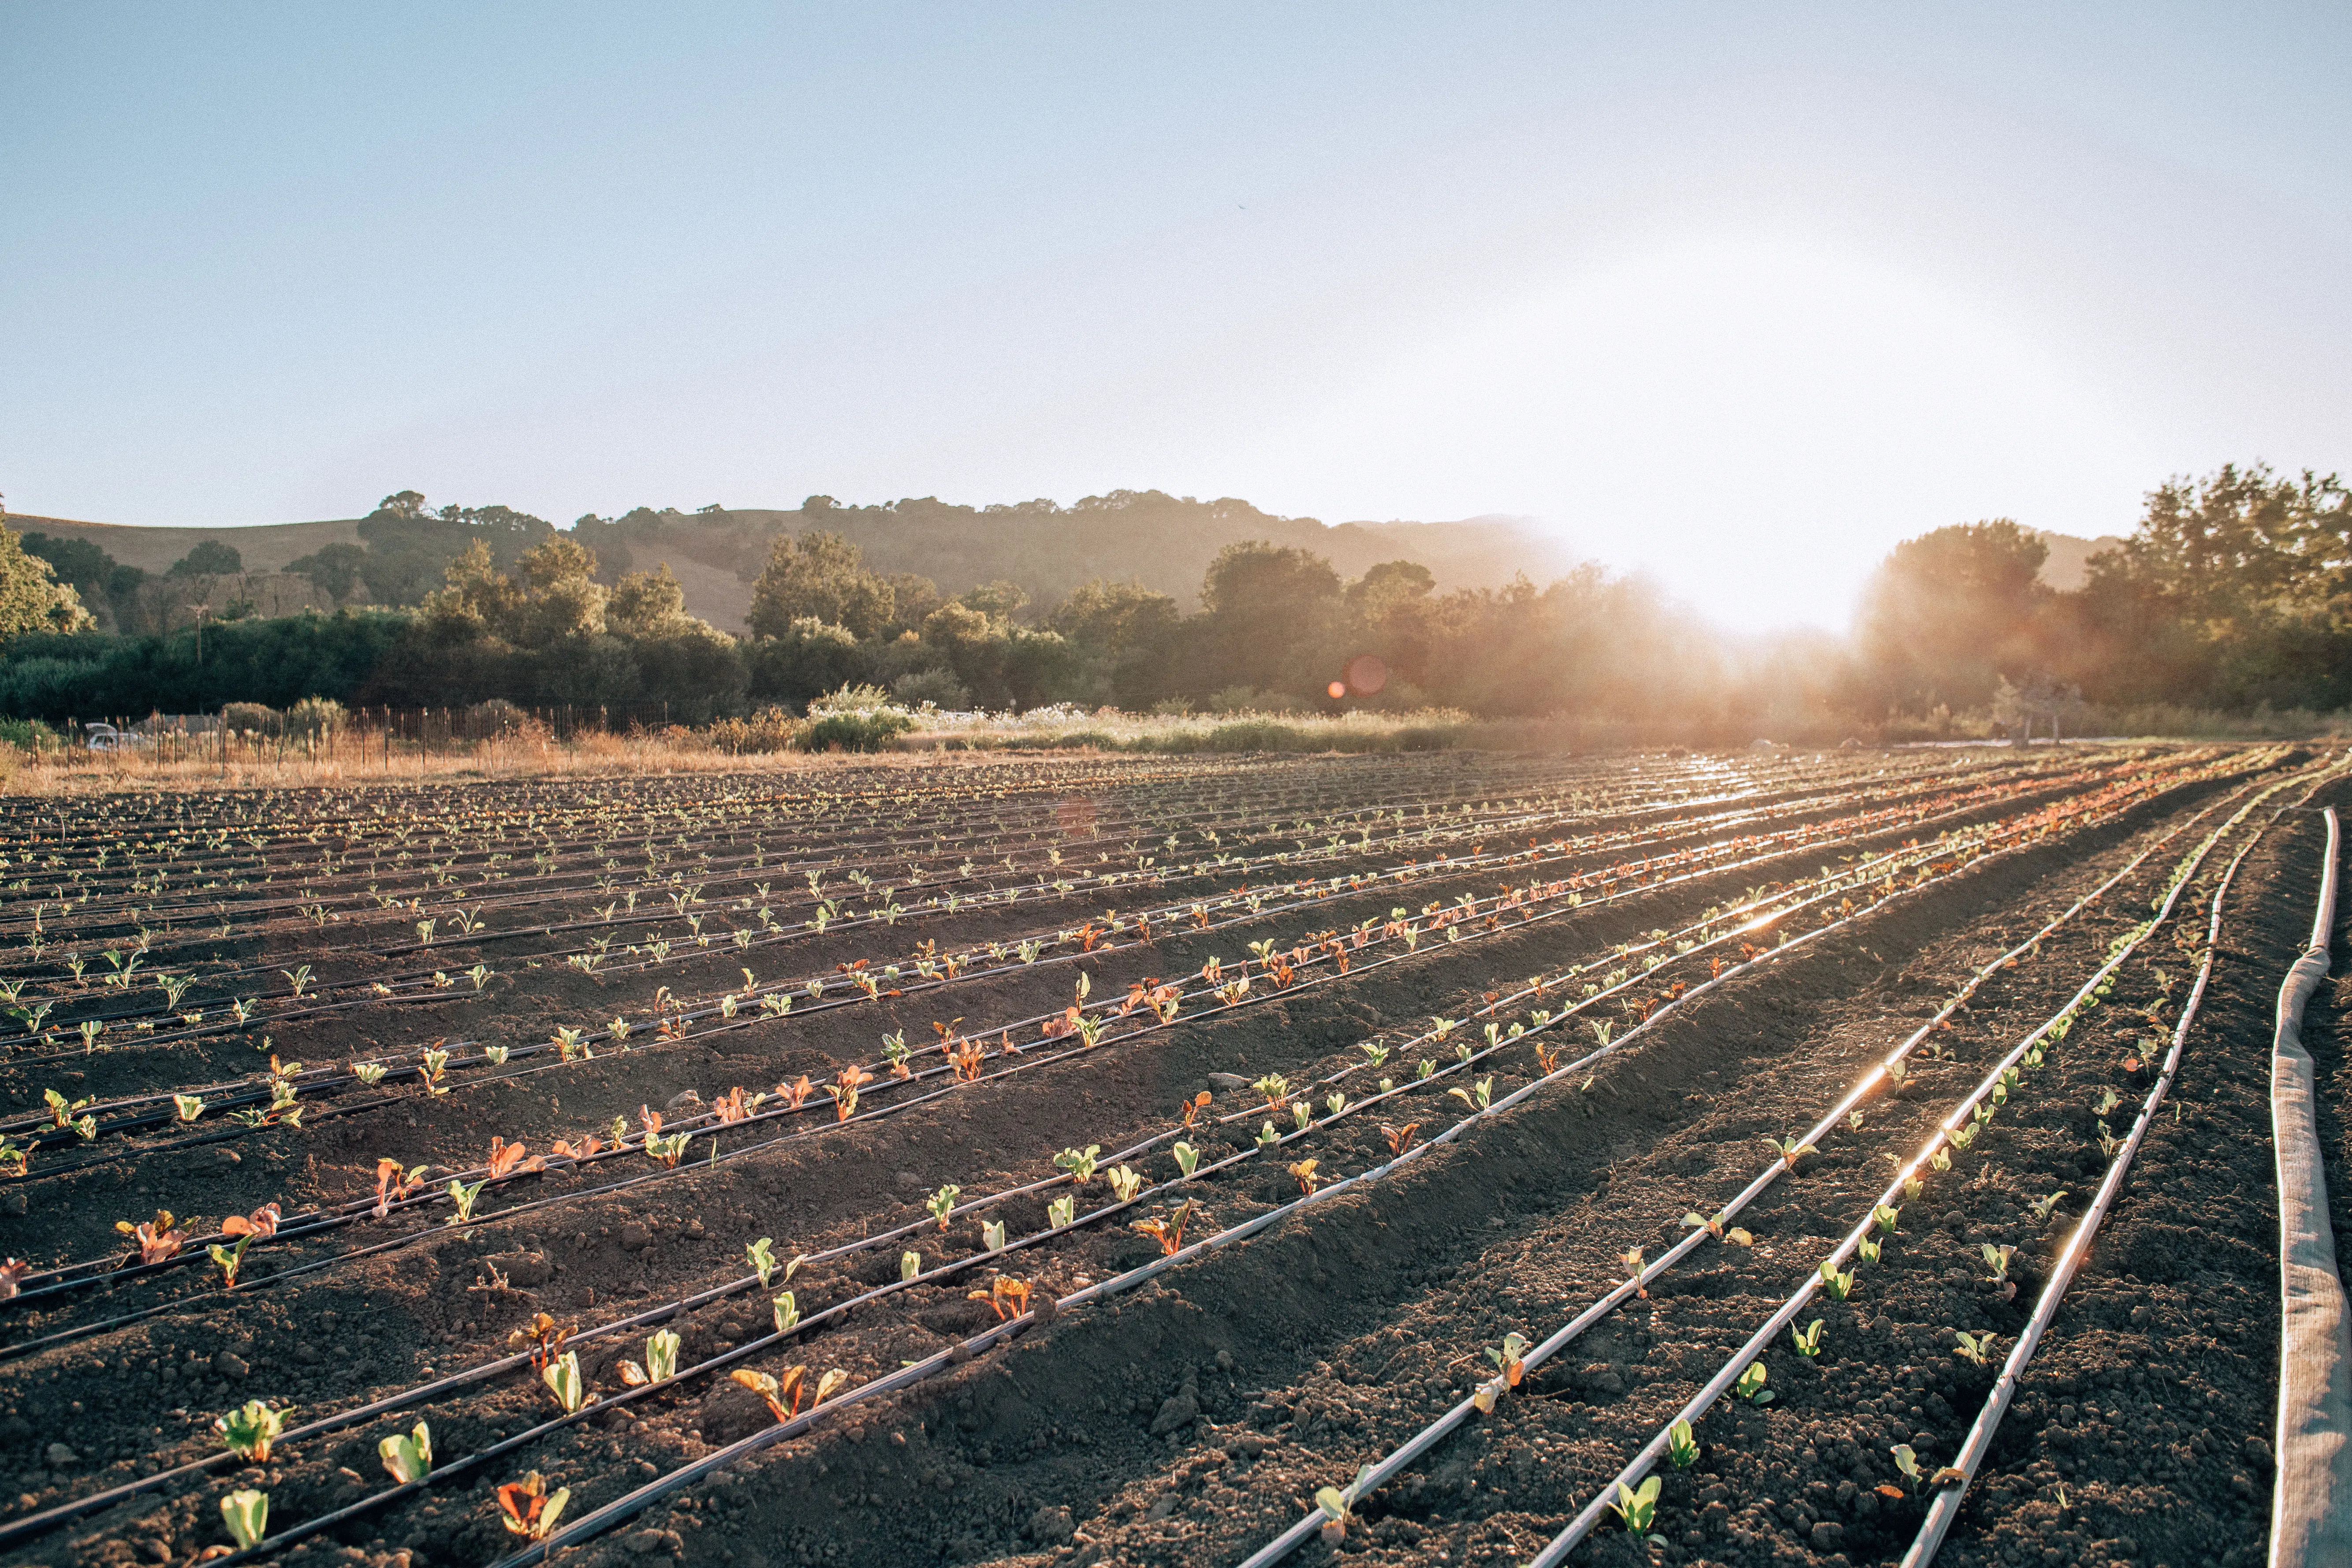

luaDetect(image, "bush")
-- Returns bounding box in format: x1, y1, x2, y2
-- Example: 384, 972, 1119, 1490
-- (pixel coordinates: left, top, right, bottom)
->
802, 709, 914, 752
461, 698, 539, 739
706, 707, 801, 754
220, 701, 281, 736
891, 668, 971, 710
285, 696, 347, 737
0, 717, 63, 754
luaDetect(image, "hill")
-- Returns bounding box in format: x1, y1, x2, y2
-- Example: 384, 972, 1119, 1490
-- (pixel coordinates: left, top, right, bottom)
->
10, 493, 1575, 635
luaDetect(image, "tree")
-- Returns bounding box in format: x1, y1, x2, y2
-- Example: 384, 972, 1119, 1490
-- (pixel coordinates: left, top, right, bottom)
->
167, 539, 244, 579
1185, 540, 1345, 700
20, 532, 144, 624
285, 542, 368, 604
1855, 521, 2048, 713
607, 563, 694, 638
746, 532, 895, 639
0, 521, 94, 637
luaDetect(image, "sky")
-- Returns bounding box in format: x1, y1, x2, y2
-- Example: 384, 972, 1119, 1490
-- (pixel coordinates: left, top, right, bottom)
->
4, 4, 2348, 631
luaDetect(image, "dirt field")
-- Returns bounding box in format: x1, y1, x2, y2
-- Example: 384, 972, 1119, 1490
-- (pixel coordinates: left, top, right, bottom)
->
0, 742, 2333, 1568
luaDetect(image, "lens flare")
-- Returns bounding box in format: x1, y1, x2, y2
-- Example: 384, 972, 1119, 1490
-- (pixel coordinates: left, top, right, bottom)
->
1327, 682, 1347, 700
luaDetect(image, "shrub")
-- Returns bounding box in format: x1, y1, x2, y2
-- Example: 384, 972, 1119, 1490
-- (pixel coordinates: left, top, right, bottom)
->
891, 668, 971, 710
285, 696, 347, 737
802, 710, 913, 752
706, 707, 802, 754
221, 701, 281, 736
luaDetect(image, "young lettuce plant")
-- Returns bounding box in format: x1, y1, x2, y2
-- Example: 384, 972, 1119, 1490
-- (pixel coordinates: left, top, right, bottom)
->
1604, 1475, 1663, 1539
1819, 1258, 1855, 1301
1667, 1417, 1699, 1469
1105, 1166, 1144, 1203
116, 1210, 187, 1266
747, 1237, 778, 1289
1171, 1141, 1200, 1177
542, 1350, 595, 1413
618, 1329, 682, 1387
220, 1490, 269, 1549
1132, 1200, 1196, 1256
772, 1292, 800, 1334
379, 1421, 433, 1483
496, 1471, 571, 1542
1053, 1145, 1101, 1183
927, 1184, 962, 1229
1792, 1318, 1826, 1358
1682, 1211, 1753, 1246
1733, 1360, 1772, 1404
1953, 1329, 1996, 1367
215, 1400, 291, 1462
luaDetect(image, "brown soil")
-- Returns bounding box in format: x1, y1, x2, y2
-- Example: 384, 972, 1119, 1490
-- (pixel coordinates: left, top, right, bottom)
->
0, 746, 2320, 1568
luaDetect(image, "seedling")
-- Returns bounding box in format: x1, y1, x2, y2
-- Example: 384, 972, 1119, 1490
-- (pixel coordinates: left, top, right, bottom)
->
1054, 1145, 1102, 1183
1132, 1199, 1196, 1255
2095, 1120, 2121, 1159
901, 1249, 922, 1281
209, 1235, 254, 1289
496, 1471, 571, 1541
1766, 1134, 1817, 1169
446, 1178, 487, 1225
1792, 1318, 1825, 1358
1604, 1475, 1662, 1536
748, 1237, 778, 1288
1485, 1331, 1531, 1388
1953, 1329, 1995, 1366
1733, 1359, 1772, 1404
1383, 1122, 1421, 1156
1980, 1244, 2015, 1284
733, 1367, 804, 1422
1683, 1211, 1752, 1246
1047, 1196, 1075, 1228
1819, 1257, 1855, 1300
1291, 1102, 1311, 1131
1873, 1203, 1901, 1237
379, 1421, 433, 1483
928, 1184, 963, 1228
1172, 1141, 1200, 1177
1890, 1443, 1924, 1491
1859, 1234, 1882, 1264
2028, 1190, 2069, 1222
1624, 1245, 1648, 1300
1290, 1158, 1321, 1194
215, 1400, 291, 1462
970, 1274, 1033, 1321
981, 1219, 1007, 1251
1313, 1479, 1358, 1545
1667, 1417, 1699, 1468
220, 1490, 269, 1549
117, 1210, 187, 1266
772, 1292, 800, 1333
173, 1093, 205, 1123
2095, 1087, 2122, 1117
1447, 1076, 1494, 1111
542, 1350, 594, 1413
1255, 1121, 1280, 1150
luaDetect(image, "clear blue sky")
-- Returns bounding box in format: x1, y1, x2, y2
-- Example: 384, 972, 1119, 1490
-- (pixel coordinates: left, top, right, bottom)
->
4, 3, 2346, 629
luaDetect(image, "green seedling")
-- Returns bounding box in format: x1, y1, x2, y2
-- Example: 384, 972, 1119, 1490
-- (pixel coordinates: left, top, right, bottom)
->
1047, 1196, 1075, 1229
1766, 1134, 1817, 1169
220, 1490, 269, 1549
1891, 1443, 1924, 1490
1054, 1145, 1102, 1183
2095, 1087, 2122, 1117
1256, 1121, 1280, 1150
1859, 1234, 1882, 1265
2095, 1120, 2121, 1159
1953, 1329, 1995, 1366
1734, 1360, 1772, 1404
981, 1219, 1006, 1251
1931, 1147, 1952, 1173
1292, 1103, 1311, 1131
927, 1184, 962, 1228
1683, 1211, 1754, 1246
1416, 1058, 1435, 1080
747, 1237, 777, 1288
173, 1094, 205, 1123
901, 1250, 921, 1282
446, 1178, 487, 1225
2028, 1190, 2069, 1222
215, 1400, 291, 1462
542, 1350, 593, 1413
1667, 1417, 1699, 1468
208, 1234, 254, 1288
1981, 1244, 2015, 1283
379, 1420, 433, 1482
1793, 1318, 1826, 1358
1447, 1077, 1494, 1111
1604, 1475, 1662, 1535
772, 1292, 800, 1333
1172, 1141, 1199, 1177
1874, 1203, 1901, 1237
1819, 1259, 1855, 1300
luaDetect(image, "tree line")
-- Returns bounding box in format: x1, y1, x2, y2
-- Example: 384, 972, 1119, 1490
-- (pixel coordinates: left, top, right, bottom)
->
0, 462, 2344, 735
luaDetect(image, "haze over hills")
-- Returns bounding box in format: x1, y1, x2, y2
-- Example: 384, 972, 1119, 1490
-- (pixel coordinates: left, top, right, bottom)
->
5, 492, 2119, 634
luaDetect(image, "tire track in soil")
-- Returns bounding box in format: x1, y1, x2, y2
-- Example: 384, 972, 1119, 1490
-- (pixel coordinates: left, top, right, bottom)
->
528, 770, 2285, 1568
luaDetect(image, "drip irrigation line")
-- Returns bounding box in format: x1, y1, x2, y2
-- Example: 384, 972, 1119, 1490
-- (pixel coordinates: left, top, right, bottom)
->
1517, 766, 2320, 1568
1899, 773, 2343, 1566
1226, 758, 2292, 1568
0, 760, 2176, 1554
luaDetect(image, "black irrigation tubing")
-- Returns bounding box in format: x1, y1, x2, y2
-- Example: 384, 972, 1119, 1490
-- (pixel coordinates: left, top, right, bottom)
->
7, 751, 2153, 1151
0, 761, 2281, 1556
1516, 768, 2323, 1568
1894, 786, 2336, 1566
157, 754, 2240, 1568
0, 753, 1960, 1039
0, 750, 1661, 940
0, 763, 1821, 1061
0, 751, 2072, 1016
18, 743, 2145, 1229
483, 758, 2174, 1568
1229, 757, 2312, 1568
0, 749, 2236, 1326
2, 789, 1941, 1311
